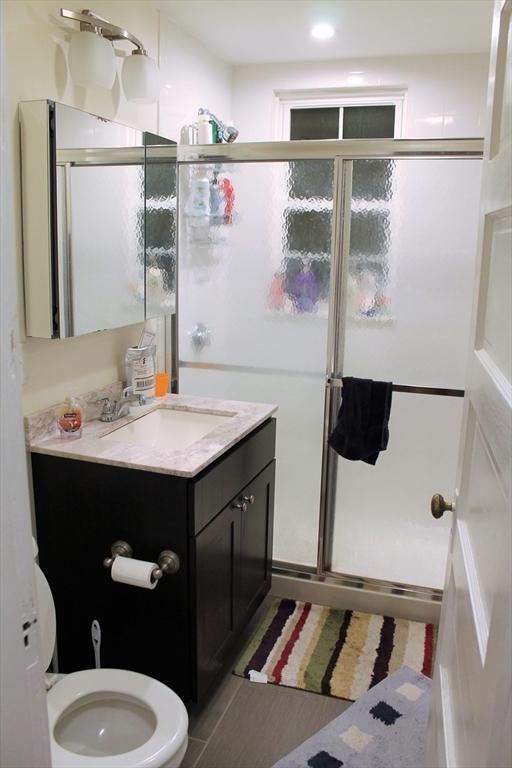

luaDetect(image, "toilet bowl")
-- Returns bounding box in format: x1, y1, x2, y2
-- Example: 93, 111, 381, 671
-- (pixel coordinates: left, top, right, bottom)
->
34, 556, 188, 768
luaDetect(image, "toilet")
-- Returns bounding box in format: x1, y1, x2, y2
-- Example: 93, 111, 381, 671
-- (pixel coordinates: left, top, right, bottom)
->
34, 553, 189, 768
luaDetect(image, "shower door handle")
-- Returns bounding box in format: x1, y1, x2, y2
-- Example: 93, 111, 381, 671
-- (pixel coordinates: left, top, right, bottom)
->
431, 493, 454, 519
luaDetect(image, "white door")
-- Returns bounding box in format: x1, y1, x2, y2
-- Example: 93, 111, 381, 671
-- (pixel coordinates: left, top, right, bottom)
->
0, 3, 51, 765
425, 2, 512, 767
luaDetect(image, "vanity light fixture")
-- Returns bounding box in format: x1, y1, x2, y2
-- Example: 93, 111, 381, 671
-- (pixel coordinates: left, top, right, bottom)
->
311, 22, 335, 40
61, 8, 159, 103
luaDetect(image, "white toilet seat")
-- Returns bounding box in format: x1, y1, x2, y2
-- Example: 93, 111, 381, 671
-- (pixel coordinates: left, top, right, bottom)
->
48, 668, 188, 768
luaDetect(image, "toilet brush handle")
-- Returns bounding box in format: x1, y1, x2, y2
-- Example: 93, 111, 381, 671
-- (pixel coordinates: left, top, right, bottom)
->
91, 620, 101, 669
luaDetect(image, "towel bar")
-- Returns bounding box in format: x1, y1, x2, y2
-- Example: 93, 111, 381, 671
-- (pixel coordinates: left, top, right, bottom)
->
326, 377, 464, 398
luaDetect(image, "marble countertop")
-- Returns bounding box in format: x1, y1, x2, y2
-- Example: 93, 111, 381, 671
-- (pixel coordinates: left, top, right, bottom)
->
26, 392, 278, 478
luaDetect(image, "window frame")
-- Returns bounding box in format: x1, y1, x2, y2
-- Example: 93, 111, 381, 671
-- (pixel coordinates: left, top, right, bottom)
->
273, 87, 407, 141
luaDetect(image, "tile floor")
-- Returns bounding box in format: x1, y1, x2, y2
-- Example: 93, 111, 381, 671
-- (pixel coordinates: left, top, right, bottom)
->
182, 597, 351, 768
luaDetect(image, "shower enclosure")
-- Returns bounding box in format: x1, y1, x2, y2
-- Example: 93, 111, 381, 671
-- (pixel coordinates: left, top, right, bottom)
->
174, 138, 483, 601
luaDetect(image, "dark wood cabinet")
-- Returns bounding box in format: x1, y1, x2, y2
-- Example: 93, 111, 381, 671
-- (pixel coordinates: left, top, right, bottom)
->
31, 418, 275, 703
193, 463, 274, 700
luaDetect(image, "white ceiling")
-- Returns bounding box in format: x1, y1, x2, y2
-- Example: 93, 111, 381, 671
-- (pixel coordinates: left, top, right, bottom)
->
157, 0, 494, 65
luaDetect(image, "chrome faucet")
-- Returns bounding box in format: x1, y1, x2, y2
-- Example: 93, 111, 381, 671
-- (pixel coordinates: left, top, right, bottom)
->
96, 389, 146, 422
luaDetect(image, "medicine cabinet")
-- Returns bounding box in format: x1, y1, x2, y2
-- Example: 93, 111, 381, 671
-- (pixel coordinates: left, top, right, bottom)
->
19, 100, 176, 339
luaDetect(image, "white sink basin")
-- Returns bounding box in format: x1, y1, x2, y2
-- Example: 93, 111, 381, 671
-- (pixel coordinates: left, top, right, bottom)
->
102, 407, 233, 452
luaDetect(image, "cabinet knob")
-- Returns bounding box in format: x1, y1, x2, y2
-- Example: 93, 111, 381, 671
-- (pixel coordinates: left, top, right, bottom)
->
232, 499, 248, 513
243, 494, 255, 505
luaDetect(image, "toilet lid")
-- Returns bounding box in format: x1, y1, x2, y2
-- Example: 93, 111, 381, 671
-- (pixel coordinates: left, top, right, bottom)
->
34, 563, 56, 670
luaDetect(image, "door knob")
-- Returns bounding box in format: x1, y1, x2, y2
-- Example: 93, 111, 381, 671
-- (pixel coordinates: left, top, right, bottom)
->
232, 499, 248, 513
242, 494, 255, 505
431, 493, 454, 519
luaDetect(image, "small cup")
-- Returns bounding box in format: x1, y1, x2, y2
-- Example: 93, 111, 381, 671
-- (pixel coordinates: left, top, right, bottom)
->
155, 372, 170, 398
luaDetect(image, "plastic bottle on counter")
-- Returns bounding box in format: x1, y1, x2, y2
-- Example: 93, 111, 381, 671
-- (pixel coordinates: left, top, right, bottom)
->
197, 108, 213, 144
125, 345, 156, 400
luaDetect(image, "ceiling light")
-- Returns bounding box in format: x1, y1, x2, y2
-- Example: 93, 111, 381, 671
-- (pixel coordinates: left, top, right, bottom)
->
61, 8, 159, 103
311, 23, 335, 40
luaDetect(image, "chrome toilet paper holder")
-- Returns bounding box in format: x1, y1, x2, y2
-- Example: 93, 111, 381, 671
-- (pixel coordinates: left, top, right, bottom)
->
103, 539, 180, 581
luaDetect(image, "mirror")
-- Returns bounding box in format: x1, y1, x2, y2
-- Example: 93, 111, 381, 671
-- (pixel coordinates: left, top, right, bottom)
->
19, 101, 176, 339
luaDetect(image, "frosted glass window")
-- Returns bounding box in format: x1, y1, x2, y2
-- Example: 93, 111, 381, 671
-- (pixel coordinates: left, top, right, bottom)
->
285, 209, 332, 254
289, 160, 334, 200
145, 135, 177, 319
352, 159, 394, 202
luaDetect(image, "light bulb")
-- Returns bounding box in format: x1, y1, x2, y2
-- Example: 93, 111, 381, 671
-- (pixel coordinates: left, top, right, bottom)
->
122, 53, 159, 104
311, 23, 335, 40
68, 31, 116, 89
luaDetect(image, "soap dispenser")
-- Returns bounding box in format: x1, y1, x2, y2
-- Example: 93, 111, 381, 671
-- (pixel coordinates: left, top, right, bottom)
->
57, 395, 83, 439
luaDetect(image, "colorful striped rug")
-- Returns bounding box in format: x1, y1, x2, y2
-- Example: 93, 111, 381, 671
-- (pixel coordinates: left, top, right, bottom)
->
234, 598, 436, 702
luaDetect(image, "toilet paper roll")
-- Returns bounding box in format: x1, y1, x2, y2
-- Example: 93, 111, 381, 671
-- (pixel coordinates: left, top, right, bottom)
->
111, 556, 158, 590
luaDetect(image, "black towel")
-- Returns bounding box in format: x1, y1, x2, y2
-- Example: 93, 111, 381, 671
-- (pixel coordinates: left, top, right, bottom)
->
328, 377, 393, 465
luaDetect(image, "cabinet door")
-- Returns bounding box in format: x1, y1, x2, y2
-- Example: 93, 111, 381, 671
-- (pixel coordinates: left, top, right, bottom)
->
235, 461, 275, 630
193, 461, 275, 701
194, 503, 238, 701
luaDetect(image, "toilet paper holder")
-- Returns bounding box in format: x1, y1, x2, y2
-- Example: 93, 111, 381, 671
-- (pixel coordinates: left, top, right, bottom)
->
103, 540, 180, 580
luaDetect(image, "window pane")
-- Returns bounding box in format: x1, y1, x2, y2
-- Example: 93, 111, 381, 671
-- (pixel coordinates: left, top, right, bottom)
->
289, 159, 334, 200
285, 209, 332, 254
290, 107, 339, 140
352, 159, 393, 202
343, 105, 395, 139
350, 209, 390, 256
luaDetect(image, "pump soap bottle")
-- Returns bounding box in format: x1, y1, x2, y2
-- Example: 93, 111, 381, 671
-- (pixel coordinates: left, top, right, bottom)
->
57, 396, 83, 439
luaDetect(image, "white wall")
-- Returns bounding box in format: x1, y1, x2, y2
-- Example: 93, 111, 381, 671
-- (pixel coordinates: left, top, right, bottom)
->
232, 54, 489, 141
159, 13, 233, 142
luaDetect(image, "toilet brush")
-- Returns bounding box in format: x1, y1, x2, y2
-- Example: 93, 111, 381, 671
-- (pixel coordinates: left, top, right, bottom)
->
91, 620, 101, 669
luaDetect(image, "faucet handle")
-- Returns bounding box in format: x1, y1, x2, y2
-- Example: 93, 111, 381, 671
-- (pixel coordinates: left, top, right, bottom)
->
90, 397, 115, 418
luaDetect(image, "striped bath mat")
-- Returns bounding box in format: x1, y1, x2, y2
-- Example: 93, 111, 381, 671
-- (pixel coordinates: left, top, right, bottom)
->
234, 598, 436, 701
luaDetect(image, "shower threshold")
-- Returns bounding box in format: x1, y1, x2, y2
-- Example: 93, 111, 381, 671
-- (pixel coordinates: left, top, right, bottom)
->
272, 561, 443, 603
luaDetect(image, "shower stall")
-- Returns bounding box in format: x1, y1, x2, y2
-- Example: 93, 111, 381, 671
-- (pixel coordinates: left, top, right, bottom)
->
173, 138, 483, 604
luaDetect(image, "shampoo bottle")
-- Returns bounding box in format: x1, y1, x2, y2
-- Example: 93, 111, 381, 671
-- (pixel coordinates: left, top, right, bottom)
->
197, 108, 213, 144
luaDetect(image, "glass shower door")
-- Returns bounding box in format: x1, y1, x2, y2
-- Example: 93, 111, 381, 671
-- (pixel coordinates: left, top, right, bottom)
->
178, 159, 334, 567
327, 158, 482, 589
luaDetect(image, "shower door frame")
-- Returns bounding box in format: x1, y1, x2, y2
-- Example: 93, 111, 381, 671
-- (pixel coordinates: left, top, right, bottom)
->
176, 137, 484, 602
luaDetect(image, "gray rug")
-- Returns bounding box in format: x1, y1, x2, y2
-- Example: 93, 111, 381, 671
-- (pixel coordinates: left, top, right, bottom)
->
272, 666, 431, 768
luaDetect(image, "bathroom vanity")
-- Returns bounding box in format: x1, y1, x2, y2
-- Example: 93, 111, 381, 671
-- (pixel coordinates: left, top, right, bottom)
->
28, 393, 277, 703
